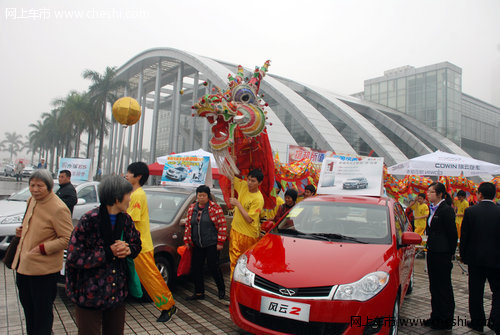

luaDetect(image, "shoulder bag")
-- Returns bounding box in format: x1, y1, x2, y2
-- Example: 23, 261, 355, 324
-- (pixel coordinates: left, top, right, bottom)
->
2, 198, 31, 269
121, 230, 143, 298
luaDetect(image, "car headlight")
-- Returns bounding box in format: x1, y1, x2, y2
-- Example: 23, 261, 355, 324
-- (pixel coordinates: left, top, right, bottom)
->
334, 271, 389, 301
233, 254, 255, 286
0, 214, 24, 225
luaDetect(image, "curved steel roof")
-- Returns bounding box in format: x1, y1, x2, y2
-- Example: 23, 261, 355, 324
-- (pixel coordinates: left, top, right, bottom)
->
113, 47, 473, 164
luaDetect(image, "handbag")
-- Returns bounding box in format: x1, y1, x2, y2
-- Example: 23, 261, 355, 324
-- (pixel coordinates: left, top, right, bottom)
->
177, 245, 192, 277
2, 236, 20, 269
2, 198, 31, 269
121, 231, 143, 298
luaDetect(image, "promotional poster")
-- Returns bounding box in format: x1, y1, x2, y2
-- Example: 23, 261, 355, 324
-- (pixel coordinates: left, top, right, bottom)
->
160, 156, 212, 187
58, 158, 92, 181
287, 145, 360, 171
317, 157, 384, 196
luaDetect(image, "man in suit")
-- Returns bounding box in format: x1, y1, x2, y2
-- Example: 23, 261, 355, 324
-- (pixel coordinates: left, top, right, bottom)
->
424, 182, 457, 330
460, 182, 500, 333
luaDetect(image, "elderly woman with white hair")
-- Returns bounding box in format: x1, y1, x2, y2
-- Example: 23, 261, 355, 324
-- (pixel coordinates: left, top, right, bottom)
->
12, 169, 74, 335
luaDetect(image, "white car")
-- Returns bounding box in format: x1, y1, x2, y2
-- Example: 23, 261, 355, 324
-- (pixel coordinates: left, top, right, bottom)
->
0, 180, 100, 251
22, 166, 36, 178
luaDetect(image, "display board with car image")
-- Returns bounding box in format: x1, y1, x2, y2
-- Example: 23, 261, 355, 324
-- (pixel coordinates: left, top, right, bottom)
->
317, 157, 384, 196
160, 156, 212, 187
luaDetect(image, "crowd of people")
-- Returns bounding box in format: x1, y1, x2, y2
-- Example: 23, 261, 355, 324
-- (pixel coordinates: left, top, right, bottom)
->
405, 181, 500, 333
5, 163, 499, 334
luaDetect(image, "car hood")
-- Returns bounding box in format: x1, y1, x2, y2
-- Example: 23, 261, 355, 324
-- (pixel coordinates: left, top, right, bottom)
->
0, 200, 27, 217
246, 233, 394, 287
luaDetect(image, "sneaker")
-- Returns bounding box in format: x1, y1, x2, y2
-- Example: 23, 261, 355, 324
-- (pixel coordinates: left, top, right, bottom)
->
157, 305, 177, 323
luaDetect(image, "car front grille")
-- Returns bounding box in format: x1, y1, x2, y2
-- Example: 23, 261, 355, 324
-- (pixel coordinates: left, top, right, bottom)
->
254, 275, 333, 298
239, 304, 348, 335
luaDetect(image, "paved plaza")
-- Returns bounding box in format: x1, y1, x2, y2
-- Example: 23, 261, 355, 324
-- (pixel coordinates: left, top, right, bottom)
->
0, 257, 495, 334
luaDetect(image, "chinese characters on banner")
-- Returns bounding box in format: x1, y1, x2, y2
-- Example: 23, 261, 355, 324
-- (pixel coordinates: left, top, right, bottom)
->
317, 157, 384, 196
160, 156, 212, 187
59, 158, 92, 181
287, 145, 360, 171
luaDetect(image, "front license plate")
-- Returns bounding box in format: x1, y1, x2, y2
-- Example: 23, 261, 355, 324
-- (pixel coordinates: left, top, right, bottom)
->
260, 296, 310, 322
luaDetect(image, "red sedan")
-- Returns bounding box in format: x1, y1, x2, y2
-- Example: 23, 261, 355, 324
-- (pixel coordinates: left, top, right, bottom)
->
230, 194, 421, 335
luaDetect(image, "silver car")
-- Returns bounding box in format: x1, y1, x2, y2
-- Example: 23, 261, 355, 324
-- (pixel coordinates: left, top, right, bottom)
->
165, 166, 189, 181
21, 166, 36, 178
144, 185, 232, 285
0, 180, 100, 251
3, 164, 15, 177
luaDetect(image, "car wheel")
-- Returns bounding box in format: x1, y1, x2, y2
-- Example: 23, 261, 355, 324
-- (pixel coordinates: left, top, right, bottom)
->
390, 295, 400, 335
406, 271, 414, 295
155, 254, 173, 286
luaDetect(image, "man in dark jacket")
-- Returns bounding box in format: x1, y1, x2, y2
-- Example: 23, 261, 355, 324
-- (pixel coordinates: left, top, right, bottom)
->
460, 182, 500, 333
56, 170, 77, 214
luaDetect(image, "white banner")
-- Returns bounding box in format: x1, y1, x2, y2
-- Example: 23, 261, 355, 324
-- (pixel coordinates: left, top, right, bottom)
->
59, 158, 92, 181
317, 157, 384, 196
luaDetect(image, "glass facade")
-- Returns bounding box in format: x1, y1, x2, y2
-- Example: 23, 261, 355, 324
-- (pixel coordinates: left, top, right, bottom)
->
364, 63, 462, 144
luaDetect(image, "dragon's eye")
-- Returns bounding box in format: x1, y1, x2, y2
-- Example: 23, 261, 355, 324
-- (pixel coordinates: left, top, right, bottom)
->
232, 85, 256, 104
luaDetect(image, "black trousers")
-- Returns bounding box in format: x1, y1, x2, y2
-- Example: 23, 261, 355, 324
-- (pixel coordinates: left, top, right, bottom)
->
16, 272, 59, 335
75, 303, 126, 335
468, 264, 500, 331
191, 244, 225, 294
427, 252, 455, 325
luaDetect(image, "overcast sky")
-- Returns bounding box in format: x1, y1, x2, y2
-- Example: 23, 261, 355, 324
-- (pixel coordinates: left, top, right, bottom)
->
1, 0, 499, 160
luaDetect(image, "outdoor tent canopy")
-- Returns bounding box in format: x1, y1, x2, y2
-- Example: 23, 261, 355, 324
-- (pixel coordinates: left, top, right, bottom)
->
387, 151, 500, 177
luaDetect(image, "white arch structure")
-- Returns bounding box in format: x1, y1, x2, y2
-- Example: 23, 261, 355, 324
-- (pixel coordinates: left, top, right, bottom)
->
110, 47, 472, 173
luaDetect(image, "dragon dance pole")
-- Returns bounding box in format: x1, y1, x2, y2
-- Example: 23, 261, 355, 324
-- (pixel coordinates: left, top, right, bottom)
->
231, 141, 235, 199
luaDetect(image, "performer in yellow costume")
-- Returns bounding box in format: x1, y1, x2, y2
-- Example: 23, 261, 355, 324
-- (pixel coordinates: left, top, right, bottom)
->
453, 190, 469, 239
410, 193, 429, 236
229, 169, 265, 279
261, 196, 284, 221
125, 162, 177, 323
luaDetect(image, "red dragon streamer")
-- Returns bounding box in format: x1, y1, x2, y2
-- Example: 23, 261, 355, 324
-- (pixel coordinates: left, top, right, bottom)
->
192, 61, 275, 209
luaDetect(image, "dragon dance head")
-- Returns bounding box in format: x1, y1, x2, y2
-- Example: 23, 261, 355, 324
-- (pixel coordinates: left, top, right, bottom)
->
192, 61, 270, 151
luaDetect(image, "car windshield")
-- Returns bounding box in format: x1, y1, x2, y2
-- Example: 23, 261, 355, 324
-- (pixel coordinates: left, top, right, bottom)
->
145, 191, 189, 224
274, 201, 391, 244
8, 184, 61, 201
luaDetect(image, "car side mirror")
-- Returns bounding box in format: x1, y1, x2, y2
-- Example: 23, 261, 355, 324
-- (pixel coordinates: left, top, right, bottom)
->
401, 232, 422, 245
77, 198, 86, 205
260, 220, 275, 234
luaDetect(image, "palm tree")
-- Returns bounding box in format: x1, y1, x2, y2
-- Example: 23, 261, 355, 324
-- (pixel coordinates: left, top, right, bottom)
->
40, 109, 61, 171
82, 67, 125, 178
52, 91, 93, 157
1, 132, 24, 161
28, 120, 47, 163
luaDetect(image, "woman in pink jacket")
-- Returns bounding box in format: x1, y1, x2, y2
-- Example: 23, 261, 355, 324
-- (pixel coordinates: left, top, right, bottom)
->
184, 185, 227, 300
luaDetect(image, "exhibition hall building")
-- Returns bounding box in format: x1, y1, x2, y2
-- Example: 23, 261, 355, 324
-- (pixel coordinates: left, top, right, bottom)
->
112, 48, 500, 169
